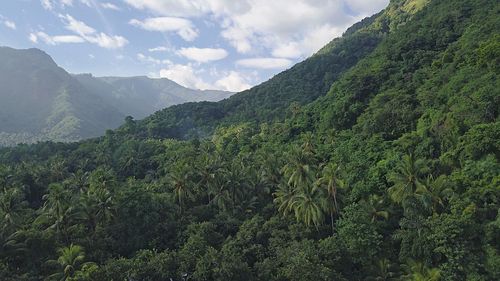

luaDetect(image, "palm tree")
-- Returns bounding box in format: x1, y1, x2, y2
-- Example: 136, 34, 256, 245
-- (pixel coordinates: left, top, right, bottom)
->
36, 184, 81, 242
402, 260, 441, 281
0, 230, 26, 260
300, 132, 316, 155
0, 188, 26, 231
316, 162, 346, 232
420, 175, 453, 214
47, 244, 91, 281
65, 170, 89, 193
196, 151, 225, 204
273, 182, 297, 216
169, 164, 194, 213
275, 147, 327, 228
366, 258, 399, 281
387, 154, 430, 207
291, 185, 325, 228
281, 147, 316, 190
361, 194, 390, 222
80, 185, 114, 235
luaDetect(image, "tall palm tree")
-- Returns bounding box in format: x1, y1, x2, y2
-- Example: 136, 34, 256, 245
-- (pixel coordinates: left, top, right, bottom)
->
387, 154, 430, 207
316, 162, 346, 232
46, 244, 90, 281
0, 188, 26, 231
80, 185, 114, 235
300, 132, 316, 155
169, 164, 194, 213
37, 184, 81, 242
281, 147, 316, 190
273, 182, 297, 216
196, 151, 225, 204
290, 185, 325, 228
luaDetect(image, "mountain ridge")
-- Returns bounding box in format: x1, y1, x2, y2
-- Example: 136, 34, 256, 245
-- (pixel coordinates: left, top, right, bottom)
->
0, 47, 232, 146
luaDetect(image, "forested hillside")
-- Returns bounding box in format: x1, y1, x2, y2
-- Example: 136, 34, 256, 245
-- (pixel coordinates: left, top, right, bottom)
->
0, 0, 498, 280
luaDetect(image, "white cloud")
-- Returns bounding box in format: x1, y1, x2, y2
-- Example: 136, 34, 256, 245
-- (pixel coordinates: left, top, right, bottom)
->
345, 0, 389, 16
58, 14, 128, 48
3, 20, 16, 30
123, 0, 389, 57
236, 58, 293, 69
137, 53, 171, 65
29, 32, 85, 45
159, 63, 212, 90
148, 46, 169, 52
41, 0, 54, 10
29, 33, 38, 43
100, 2, 120, 10
41, 0, 91, 10
59, 14, 95, 35
178, 47, 228, 63
87, 32, 128, 49
129, 17, 198, 41
215, 71, 251, 92
271, 42, 301, 59
123, 0, 210, 17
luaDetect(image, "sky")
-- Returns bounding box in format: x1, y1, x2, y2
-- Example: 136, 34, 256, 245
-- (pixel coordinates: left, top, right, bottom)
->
0, 0, 389, 92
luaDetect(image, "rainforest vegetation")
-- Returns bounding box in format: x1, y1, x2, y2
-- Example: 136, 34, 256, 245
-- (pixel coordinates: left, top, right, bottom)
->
0, 0, 499, 280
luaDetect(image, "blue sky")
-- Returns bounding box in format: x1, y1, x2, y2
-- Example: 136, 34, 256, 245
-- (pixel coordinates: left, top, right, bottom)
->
0, 0, 389, 92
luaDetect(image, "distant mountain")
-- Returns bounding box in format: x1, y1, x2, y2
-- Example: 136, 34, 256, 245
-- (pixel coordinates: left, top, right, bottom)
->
0, 47, 126, 145
0, 47, 232, 146
74, 75, 232, 120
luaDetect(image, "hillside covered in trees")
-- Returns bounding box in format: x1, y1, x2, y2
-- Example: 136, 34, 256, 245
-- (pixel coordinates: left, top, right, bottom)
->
0, 0, 499, 280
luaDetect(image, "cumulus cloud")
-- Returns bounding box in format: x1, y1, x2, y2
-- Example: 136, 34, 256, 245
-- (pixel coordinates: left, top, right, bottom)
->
178, 47, 228, 63
236, 58, 293, 69
59, 14, 128, 48
123, 0, 389, 57
29, 31, 84, 45
159, 63, 212, 90
271, 42, 301, 59
215, 71, 251, 92
3, 20, 16, 30
129, 17, 198, 41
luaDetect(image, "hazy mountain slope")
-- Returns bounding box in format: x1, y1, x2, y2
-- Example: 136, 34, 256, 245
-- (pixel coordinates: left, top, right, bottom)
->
74, 75, 232, 119
0, 47, 125, 146
0, 48, 232, 146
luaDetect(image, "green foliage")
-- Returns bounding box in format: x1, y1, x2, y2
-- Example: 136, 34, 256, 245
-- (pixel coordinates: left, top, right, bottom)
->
0, 0, 498, 280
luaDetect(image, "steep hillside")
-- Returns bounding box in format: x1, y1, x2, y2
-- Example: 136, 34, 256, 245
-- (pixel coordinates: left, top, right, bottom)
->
131, 0, 434, 140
